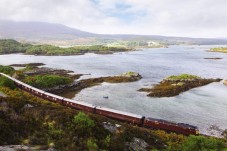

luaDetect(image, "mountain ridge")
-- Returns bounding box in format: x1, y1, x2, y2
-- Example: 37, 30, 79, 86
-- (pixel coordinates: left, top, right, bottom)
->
1, 20, 227, 45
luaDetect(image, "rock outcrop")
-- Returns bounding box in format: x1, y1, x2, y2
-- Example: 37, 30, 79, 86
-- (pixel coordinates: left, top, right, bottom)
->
223, 80, 227, 85
139, 74, 221, 97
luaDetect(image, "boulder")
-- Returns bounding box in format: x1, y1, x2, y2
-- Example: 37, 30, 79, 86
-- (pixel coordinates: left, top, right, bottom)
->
47, 148, 57, 151
223, 80, 227, 85
103, 122, 121, 133
125, 137, 148, 151
121, 72, 142, 80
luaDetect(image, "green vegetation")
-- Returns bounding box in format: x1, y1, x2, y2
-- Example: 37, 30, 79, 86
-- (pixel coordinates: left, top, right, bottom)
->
122, 71, 139, 77
180, 135, 225, 151
0, 39, 31, 54
166, 74, 201, 81
0, 76, 16, 89
0, 86, 226, 150
210, 47, 227, 53
139, 74, 221, 97
0, 65, 15, 75
0, 39, 129, 55
23, 75, 73, 88
71, 112, 95, 136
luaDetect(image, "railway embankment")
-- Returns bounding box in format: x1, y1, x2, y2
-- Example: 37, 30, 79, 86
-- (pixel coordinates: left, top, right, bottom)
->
139, 74, 222, 97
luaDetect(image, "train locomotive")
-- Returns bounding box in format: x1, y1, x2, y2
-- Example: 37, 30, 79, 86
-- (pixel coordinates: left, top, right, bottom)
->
0, 73, 199, 135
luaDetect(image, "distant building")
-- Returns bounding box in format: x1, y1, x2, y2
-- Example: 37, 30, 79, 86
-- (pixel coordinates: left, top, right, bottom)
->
147, 41, 160, 47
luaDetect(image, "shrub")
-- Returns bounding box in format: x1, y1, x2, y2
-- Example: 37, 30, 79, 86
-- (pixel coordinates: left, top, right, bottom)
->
24, 75, 73, 88
167, 74, 200, 80
72, 112, 95, 129
180, 135, 226, 151
87, 138, 98, 151
0, 65, 15, 75
0, 76, 16, 89
72, 112, 95, 136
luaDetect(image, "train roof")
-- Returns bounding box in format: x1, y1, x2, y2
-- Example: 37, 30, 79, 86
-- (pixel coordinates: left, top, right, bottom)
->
146, 117, 198, 129
63, 98, 95, 108
96, 106, 143, 119
0, 73, 34, 89
146, 117, 177, 125
30, 86, 46, 94
43, 92, 65, 100
177, 123, 198, 129
0, 73, 15, 81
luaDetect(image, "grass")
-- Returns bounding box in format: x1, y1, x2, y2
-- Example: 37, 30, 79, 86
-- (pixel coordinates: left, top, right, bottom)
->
166, 74, 201, 80
210, 47, 227, 53
23, 75, 73, 89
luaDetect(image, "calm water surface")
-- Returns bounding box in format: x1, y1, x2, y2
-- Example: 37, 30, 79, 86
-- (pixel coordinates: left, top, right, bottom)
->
1, 45, 227, 136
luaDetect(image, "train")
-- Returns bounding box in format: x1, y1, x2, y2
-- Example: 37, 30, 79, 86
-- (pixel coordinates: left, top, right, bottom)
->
0, 72, 199, 135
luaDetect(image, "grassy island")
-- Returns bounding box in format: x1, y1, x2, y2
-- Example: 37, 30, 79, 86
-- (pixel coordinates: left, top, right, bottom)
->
166, 74, 200, 81
209, 47, 227, 53
139, 74, 221, 97
23, 75, 73, 89
0, 39, 130, 56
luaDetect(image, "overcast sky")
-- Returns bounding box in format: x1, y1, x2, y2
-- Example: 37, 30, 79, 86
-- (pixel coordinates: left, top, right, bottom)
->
0, 0, 226, 38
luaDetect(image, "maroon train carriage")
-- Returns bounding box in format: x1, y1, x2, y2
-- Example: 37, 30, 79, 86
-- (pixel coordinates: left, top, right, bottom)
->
29, 86, 45, 97
143, 117, 199, 135
95, 106, 144, 125
177, 123, 199, 135
42, 92, 64, 103
19, 83, 33, 92
63, 98, 95, 113
14, 80, 24, 88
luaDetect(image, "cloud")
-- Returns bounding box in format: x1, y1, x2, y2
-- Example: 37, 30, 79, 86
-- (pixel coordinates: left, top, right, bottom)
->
0, 0, 226, 38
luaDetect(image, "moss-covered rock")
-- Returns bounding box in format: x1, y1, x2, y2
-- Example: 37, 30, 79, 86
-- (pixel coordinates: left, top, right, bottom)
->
139, 74, 221, 97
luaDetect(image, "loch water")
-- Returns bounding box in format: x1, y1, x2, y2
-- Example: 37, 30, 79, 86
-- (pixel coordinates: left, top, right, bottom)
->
1, 45, 227, 136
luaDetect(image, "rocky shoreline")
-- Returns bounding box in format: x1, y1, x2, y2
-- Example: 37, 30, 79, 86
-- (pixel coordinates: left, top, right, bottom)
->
11, 64, 142, 96
47, 72, 142, 95
139, 74, 222, 97
10, 63, 46, 67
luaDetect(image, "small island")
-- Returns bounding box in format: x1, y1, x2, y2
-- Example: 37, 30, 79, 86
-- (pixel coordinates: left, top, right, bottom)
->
46, 71, 142, 95
139, 74, 221, 97
209, 47, 227, 53
1, 64, 142, 96
204, 57, 222, 60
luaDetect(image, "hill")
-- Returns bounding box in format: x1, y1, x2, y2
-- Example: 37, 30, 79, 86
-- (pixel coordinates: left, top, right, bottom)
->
0, 20, 97, 41
1, 20, 227, 45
